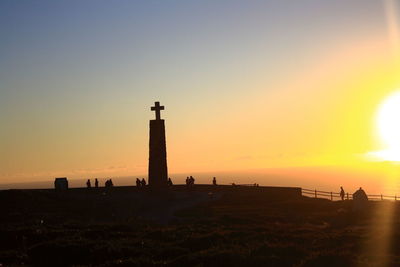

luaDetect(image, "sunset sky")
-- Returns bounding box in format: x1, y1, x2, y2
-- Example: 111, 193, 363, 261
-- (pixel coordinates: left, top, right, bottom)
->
2, 1, 400, 187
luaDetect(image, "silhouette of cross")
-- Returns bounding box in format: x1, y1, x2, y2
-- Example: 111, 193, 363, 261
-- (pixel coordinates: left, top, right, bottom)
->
151, 101, 164, 120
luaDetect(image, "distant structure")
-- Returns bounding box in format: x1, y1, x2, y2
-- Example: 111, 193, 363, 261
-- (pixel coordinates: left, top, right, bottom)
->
54, 177, 68, 190
148, 101, 168, 187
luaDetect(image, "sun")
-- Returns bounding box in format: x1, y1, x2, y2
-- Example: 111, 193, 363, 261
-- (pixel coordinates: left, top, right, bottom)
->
377, 91, 400, 148
372, 90, 400, 161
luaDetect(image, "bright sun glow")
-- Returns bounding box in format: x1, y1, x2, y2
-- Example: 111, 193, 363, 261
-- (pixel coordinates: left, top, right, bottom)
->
371, 90, 400, 161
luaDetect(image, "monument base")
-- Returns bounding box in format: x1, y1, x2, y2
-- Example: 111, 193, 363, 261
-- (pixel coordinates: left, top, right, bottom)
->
148, 119, 168, 187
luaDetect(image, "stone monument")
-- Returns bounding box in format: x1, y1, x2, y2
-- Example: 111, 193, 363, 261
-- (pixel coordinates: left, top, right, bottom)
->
148, 101, 168, 187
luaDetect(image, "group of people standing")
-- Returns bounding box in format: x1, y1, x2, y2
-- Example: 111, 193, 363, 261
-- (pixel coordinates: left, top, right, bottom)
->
86, 178, 113, 188
105, 179, 114, 188
85, 176, 219, 189
136, 178, 147, 187
86, 178, 99, 188
186, 176, 195, 186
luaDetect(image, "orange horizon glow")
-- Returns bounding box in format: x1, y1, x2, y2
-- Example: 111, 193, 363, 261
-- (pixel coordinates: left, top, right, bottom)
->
2, 1, 400, 193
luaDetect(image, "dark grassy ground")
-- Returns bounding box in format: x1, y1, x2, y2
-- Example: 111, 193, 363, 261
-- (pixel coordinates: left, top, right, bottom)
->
1, 185, 400, 266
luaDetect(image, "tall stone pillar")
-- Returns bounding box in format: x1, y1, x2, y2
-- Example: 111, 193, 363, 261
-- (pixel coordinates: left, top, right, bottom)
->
148, 102, 168, 187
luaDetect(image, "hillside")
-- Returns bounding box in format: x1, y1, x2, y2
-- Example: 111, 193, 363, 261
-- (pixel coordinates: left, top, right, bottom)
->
1, 185, 399, 266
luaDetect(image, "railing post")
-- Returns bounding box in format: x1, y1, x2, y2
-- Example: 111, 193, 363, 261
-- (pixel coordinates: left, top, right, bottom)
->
381, 194, 383, 200
330, 192, 333, 201
315, 189, 317, 198
346, 193, 349, 200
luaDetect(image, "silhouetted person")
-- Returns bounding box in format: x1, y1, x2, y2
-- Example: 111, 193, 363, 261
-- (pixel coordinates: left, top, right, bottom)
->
353, 187, 368, 212
109, 179, 114, 187
105, 180, 109, 187
186, 177, 189, 186
141, 178, 146, 187
190, 176, 195, 186
168, 177, 173, 186
86, 179, 91, 189
213, 177, 217, 186
136, 178, 141, 187
340, 186, 345, 201
95, 178, 99, 188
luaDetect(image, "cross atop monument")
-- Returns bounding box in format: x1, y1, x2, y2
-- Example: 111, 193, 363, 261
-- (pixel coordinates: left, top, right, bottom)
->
151, 101, 165, 120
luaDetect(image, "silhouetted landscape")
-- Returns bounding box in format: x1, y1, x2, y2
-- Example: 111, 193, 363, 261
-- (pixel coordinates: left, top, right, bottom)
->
4, 1, 400, 266
2, 185, 400, 266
